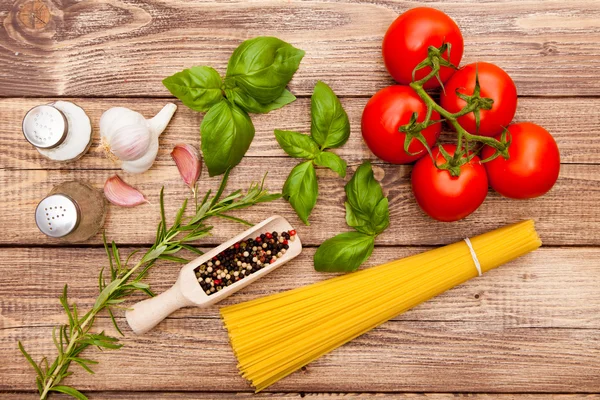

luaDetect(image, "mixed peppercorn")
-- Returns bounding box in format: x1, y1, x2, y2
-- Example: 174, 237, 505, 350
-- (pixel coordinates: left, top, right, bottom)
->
195, 230, 297, 295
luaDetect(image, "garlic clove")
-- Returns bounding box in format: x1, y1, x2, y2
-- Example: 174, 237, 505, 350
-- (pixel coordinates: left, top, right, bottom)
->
171, 144, 201, 189
105, 124, 151, 161
104, 175, 148, 207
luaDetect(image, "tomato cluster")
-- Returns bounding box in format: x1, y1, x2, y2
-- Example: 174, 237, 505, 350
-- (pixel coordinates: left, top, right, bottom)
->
361, 7, 560, 222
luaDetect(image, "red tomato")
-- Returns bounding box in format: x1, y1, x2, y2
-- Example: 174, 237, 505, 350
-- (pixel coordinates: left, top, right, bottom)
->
383, 7, 464, 89
482, 122, 560, 199
440, 62, 517, 137
412, 145, 488, 222
361, 85, 441, 164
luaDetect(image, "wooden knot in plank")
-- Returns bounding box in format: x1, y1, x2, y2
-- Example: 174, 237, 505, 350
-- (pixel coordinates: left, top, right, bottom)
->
16, 0, 51, 30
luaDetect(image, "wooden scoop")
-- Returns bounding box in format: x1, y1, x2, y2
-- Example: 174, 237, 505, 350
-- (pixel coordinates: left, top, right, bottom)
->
125, 215, 302, 334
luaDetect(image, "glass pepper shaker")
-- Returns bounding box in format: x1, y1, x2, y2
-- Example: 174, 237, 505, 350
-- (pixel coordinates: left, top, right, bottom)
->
35, 181, 107, 242
22, 101, 92, 162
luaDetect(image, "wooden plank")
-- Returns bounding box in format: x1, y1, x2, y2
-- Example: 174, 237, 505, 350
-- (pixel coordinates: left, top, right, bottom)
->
0, 97, 598, 169
0, 162, 598, 246
3, 320, 598, 392
2, 247, 599, 392
0, 1, 599, 97
1, 247, 599, 330
2, 393, 599, 400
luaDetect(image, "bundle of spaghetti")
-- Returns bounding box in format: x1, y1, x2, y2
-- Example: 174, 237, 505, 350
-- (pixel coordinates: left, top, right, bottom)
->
221, 220, 541, 392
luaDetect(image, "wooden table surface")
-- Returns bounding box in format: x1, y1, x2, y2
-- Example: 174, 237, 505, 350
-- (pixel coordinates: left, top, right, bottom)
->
1, 0, 600, 398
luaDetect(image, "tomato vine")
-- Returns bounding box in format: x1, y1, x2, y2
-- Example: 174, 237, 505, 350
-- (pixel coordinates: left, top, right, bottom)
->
402, 44, 511, 176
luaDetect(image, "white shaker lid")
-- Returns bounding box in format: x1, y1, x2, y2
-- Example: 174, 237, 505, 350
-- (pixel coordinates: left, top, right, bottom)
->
22, 105, 68, 149
35, 194, 81, 238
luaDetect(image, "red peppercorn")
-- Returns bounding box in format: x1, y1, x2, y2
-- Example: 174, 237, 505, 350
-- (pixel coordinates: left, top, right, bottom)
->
283, 240, 289, 245
234, 243, 240, 249
214, 279, 222, 285
255, 237, 262, 243
289, 230, 296, 236
266, 232, 273, 239
270, 258, 276, 264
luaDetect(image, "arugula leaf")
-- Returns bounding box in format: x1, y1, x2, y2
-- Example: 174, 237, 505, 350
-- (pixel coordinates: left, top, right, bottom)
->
314, 151, 347, 177
200, 100, 255, 176
314, 231, 375, 272
162, 66, 223, 112
226, 88, 296, 114
225, 37, 305, 104
274, 130, 320, 159
282, 160, 318, 225
310, 81, 350, 149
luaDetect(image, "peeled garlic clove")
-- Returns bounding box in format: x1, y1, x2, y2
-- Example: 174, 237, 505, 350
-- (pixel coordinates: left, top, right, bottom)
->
105, 124, 151, 161
171, 144, 201, 189
104, 175, 148, 207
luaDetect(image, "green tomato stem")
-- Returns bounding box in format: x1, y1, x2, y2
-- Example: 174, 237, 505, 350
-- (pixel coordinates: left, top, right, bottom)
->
409, 64, 508, 168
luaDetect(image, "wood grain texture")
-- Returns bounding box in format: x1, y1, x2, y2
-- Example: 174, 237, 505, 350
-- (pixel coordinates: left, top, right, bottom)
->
2, 247, 599, 392
0, 0, 599, 97
0, 161, 598, 247
0, 96, 598, 169
1, 247, 599, 329
2, 394, 600, 400
4, 320, 599, 392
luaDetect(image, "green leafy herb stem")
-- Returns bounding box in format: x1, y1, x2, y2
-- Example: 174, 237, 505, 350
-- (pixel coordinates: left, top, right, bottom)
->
276, 81, 350, 225
19, 171, 280, 400
314, 162, 390, 272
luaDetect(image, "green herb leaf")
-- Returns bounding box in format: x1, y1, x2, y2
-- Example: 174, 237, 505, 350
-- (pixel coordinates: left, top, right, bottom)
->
371, 197, 390, 234
314, 232, 375, 272
274, 130, 320, 159
313, 151, 347, 177
226, 88, 296, 114
310, 81, 350, 149
200, 99, 255, 176
18, 341, 43, 379
345, 161, 384, 220
282, 161, 318, 225
224, 37, 304, 104
50, 385, 89, 400
162, 66, 223, 112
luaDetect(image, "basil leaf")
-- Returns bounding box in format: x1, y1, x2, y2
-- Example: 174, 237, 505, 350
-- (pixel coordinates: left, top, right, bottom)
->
310, 81, 350, 149
162, 66, 223, 112
314, 151, 347, 177
226, 88, 296, 114
225, 37, 305, 104
314, 232, 375, 272
345, 202, 376, 236
371, 197, 390, 234
274, 130, 320, 159
345, 161, 384, 220
282, 160, 318, 225
200, 100, 255, 176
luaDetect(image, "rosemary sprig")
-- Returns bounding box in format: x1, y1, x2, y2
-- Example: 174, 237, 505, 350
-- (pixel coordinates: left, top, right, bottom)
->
19, 171, 280, 400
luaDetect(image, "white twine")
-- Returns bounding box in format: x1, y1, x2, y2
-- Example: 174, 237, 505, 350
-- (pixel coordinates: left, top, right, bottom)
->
464, 238, 482, 277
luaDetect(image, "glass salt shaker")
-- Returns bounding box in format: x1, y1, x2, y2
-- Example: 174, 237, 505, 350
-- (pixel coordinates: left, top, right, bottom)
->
35, 181, 107, 242
22, 101, 92, 162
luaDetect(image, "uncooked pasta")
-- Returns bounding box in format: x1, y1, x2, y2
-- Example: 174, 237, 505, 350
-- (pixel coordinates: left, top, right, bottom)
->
221, 220, 541, 391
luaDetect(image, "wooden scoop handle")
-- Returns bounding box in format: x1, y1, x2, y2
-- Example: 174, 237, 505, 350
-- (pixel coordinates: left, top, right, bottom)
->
126, 281, 192, 334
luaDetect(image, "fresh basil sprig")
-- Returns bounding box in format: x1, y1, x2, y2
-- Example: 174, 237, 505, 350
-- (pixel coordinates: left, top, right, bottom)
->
314, 162, 390, 272
163, 36, 305, 176
275, 81, 350, 225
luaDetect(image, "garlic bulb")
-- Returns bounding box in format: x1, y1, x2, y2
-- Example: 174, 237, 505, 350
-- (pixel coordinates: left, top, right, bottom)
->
100, 103, 177, 174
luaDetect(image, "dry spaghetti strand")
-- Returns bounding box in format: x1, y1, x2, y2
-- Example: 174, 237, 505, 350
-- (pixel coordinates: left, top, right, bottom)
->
221, 220, 541, 392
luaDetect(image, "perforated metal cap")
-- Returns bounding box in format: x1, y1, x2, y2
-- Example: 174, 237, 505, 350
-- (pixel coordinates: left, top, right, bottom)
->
22, 105, 68, 149
35, 194, 81, 238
